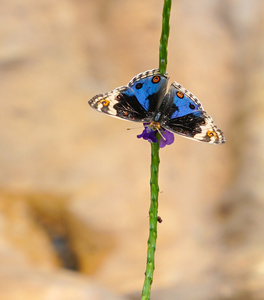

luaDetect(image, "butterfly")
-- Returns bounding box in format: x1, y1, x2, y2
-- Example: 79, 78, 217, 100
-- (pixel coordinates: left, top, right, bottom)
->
88, 69, 225, 144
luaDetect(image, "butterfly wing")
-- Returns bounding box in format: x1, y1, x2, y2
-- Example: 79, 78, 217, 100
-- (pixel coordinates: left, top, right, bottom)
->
88, 69, 169, 123
157, 82, 225, 144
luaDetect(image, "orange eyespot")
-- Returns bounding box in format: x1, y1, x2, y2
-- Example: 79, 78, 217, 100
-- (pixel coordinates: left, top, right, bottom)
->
207, 130, 216, 138
152, 76, 160, 83
100, 99, 110, 106
176, 92, 184, 99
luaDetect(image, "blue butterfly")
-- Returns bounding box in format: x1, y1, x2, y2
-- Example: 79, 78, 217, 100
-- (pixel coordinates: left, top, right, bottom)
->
88, 69, 225, 144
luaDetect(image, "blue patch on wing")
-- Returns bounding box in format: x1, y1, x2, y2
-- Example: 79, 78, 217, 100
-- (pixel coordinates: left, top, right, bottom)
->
128, 74, 168, 112
171, 94, 201, 118
166, 83, 202, 119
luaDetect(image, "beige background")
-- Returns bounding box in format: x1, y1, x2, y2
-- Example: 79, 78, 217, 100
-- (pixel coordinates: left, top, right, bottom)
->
0, 0, 264, 299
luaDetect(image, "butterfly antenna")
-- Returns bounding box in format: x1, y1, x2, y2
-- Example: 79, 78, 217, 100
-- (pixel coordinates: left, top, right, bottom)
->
156, 127, 166, 141
127, 126, 143, 131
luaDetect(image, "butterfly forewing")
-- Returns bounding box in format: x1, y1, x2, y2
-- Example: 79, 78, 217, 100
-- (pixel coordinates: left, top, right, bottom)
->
128, 69, 169, 112
157, 82, 225, 144
88, 69, 169, 123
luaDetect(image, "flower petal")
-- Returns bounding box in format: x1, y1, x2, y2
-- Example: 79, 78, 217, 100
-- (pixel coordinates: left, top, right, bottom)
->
137, 124, 174, 148
160, 129, 175, 148
137, 126, 158, 143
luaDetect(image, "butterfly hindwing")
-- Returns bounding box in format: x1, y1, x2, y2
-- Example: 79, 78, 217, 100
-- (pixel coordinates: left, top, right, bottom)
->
88, 69, 169, 123
158, 82, 225, 144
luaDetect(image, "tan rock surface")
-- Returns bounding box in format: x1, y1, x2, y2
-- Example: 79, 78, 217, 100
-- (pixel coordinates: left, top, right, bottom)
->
0, 192, 127, 299
0, 269, 128, 300
0, 193, 60, 270
1, 0, 264, 299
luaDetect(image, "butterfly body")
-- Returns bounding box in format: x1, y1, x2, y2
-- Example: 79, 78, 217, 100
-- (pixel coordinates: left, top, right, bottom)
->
88, 69, 225, 144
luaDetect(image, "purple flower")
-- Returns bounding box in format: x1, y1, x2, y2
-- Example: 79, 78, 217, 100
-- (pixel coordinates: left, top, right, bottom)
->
137, 125, 158, 143
159, 129, 174, 148
137, 123, 174, 148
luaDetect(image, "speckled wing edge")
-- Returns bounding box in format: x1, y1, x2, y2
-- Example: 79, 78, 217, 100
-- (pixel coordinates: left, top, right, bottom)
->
128, 68, 168, 86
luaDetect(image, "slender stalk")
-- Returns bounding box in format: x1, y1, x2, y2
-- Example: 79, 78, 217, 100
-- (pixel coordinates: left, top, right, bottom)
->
141, 137, 160, 300
141, 1, 171, 298
159, 0, 172, 75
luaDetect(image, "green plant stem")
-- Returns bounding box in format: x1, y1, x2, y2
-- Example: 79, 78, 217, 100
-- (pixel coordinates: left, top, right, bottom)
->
159, 0, 172, 75
141, 1, 171, 298
141, 137, 160, 300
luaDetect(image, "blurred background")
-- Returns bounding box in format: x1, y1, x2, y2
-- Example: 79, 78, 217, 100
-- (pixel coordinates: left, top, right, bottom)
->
0, 0, 264, 299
